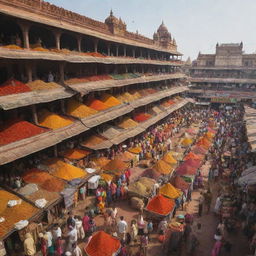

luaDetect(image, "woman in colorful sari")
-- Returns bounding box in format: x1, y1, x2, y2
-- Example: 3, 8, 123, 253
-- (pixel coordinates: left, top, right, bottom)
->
82, 213, 90, 235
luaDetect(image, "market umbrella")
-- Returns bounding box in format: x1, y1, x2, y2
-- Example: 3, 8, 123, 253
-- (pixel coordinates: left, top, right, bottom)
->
159, 183, 181, 199
84, 231, 121, 256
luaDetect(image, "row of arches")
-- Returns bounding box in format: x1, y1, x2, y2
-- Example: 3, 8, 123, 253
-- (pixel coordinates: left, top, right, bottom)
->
0, 14, 180, 60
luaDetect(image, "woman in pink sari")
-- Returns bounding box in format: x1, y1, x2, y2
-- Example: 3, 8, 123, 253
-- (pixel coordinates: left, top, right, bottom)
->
82, 213, 90, 235
211, 240, 222, 256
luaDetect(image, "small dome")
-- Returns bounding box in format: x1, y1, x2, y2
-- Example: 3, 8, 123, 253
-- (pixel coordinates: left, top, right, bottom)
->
105, 10, 119, 25
157, 21, 169, 33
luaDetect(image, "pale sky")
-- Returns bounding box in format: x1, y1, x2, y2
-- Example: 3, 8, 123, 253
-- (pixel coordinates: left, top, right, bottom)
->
48, 0, 256, 60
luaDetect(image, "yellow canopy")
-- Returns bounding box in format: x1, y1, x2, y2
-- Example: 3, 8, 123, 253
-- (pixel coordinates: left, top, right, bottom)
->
154, 160, 173, 175
162, 152, 177, 165
159, 183, 181, 199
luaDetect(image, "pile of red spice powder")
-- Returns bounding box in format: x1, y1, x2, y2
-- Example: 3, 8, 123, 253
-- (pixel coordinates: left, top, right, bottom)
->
0, 120, 48, 146
0, 79, 31, 96
133, 113, 152, 122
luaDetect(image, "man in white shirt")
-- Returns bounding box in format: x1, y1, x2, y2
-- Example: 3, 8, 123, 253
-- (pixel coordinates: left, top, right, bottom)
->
52, 223, 62, 242
117, 216, 127, 241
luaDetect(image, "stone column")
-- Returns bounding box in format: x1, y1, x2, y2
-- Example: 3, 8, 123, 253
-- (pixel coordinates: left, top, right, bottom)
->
26, 63, 33, 82
107, 43, 111, 56
77, 35, 82, 52
147, 50, 151, 60
19, 22, 30, 49
55, 30, 61, 50
31, 105, 38, 124
94, 39, 99, 52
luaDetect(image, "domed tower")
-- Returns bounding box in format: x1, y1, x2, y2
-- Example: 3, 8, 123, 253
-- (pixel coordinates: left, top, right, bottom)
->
105, 10, 126, 35
153, 21, 176, 50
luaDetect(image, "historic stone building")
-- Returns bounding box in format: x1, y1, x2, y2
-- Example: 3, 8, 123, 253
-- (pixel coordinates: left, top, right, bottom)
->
189, 43, 256, 103
0, 0, 190, 253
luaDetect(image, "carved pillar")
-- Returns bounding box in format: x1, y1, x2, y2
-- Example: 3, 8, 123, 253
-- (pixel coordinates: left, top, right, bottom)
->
132, 48, 135, 58
107, 43, 111, 56
77, 35, 82, 52
123, 46, 126, 57
19, 22, 30, 49
31, 105, 38, 125
125, 65, 128, 73
116, 45, 119, 57
55, 31, 61, 50
94, 39, 99, 52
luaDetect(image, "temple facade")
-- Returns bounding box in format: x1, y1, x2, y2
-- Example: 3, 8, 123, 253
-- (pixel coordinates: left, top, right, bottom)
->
189, 43, 256, 103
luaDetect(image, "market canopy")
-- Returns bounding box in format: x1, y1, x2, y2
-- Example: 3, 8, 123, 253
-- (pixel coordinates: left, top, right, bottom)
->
153, 160, 174, 175
84, 231, 121, 256
162, 152, 177, 165
146, 194, 175, 216
159, 183, 181, 199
